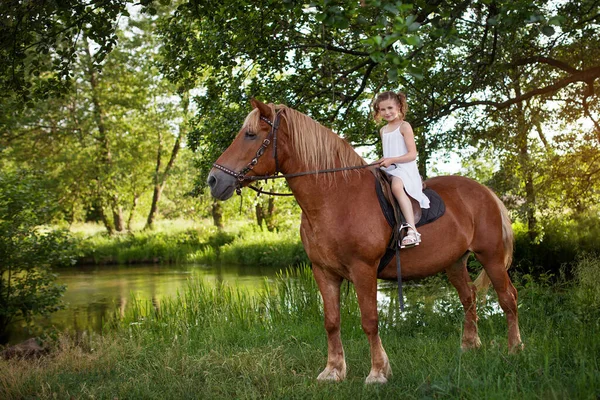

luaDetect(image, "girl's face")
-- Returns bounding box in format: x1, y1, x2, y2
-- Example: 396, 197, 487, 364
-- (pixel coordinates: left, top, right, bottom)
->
378, 99, 402, 123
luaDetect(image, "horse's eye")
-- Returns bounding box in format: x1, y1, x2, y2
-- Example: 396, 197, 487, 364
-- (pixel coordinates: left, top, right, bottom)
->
245, 130, 257, 139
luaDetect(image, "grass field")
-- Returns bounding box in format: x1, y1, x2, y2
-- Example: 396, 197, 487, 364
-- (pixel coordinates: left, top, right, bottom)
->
2, 258, 599, 399
72, 220, 309, 267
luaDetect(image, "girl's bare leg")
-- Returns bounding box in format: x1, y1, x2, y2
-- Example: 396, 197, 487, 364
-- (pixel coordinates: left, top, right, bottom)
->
391, 177, 416, 228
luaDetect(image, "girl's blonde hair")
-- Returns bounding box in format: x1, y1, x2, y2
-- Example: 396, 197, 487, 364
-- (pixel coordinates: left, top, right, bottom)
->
372, 91, 408, 122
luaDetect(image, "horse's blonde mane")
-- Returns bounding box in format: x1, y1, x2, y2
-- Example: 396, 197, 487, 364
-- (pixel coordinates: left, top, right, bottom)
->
243, 105, 366, 178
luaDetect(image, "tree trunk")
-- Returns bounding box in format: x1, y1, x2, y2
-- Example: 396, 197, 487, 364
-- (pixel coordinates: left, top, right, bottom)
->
255, 203, 264, 228
514, 82, 538, 241
127, 194, 140, 231
145, 92, 187, 230
85, 36, 122, 234
146, 184, 163, 230
113, 202, 125, 232
416, 127, 428, 179
266, 197, 276, 231
98, 204, 115, 235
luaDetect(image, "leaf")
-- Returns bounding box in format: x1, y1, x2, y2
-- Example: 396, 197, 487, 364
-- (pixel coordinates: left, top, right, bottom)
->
388, 67, 399, 82
315, 13, 326, 22
381, 34, 400, 48
403, 35, 421, 46
369, 51, 385, 63
407, 22, 421, 32
407, 65, 424, 80
542, 25, 555, 37
383, 4, 399, 15
548, 15, 566, 26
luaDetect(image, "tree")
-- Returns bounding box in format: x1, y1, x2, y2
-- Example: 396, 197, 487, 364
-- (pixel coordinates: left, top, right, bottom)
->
146, 91, 189, 230
156, 0, 598, 195
0, 0, 149, 107
1, 11, 192, 233
0, 169, 73, 339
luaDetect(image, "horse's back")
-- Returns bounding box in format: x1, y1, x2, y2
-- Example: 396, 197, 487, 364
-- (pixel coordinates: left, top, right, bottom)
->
425, 175, 502, 218
425, 174, 510, 256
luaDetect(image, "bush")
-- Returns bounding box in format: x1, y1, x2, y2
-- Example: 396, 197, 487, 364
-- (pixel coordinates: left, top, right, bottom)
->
513, 216, 600, 277
0, 170, 74, 338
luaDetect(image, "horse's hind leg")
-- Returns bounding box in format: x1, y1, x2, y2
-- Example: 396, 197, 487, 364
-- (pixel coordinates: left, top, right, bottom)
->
476, 253, 523, 352
312, 265, 347, 381
446, 252, 482, 350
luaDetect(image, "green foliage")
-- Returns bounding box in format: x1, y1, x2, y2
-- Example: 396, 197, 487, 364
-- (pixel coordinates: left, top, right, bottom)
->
73, 220, 308, 267
1, 10, 194, 233
513, 215, 600, 276
76, 227, 208, 265
0, 170, 74, 336
572, 255, 600, 312
219, 227, 308, 267
0, 0, 155, 105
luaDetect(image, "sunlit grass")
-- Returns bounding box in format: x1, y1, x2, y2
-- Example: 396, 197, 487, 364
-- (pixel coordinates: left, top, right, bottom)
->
72, 219, 308, 267
2, 258, 599, 399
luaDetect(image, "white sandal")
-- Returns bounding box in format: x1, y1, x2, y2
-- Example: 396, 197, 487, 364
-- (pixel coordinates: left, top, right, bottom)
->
399, 224, 421, 248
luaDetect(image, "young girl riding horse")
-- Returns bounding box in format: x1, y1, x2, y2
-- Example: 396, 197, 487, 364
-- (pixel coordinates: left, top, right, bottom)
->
373, 91, 430, 248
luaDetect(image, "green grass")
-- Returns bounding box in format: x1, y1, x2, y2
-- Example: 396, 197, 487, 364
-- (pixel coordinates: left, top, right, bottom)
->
72, 221, 309, 267
2, 258, 599, 399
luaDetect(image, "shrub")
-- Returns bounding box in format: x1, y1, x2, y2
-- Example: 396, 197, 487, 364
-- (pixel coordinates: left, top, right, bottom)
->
0, 170, 74, 337
513, 216, 600, 277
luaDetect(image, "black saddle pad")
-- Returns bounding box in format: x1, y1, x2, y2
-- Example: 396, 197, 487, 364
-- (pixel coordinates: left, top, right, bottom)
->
375, 181, 446, 229
417, 188, 446, 227
375, 179, 446, 275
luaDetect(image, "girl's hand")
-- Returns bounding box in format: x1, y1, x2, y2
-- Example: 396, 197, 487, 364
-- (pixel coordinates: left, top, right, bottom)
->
376, 157, 395, 168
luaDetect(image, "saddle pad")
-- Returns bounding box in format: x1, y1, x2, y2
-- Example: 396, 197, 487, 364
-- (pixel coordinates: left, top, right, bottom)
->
416, 188, 446, 227
375, 177, 446, 275
375, 179, 446, 229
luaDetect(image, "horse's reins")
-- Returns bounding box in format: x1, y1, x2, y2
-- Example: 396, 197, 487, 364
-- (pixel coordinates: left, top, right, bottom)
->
212, 111, 380, 196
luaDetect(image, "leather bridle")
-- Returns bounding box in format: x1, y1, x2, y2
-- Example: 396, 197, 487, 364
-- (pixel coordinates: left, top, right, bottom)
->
212, 110, 378, 196
212, 112, 282, 187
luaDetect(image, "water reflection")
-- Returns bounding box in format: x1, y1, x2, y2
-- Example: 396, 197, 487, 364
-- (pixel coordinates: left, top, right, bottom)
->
4, 264, 282, 345
4, 266, 503, 346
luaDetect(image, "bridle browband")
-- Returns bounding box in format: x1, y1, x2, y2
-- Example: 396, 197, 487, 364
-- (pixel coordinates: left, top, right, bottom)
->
212, 110, 378, 196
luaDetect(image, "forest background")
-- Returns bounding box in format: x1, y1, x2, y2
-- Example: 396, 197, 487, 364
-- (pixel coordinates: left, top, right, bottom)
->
1, 0, 599, 335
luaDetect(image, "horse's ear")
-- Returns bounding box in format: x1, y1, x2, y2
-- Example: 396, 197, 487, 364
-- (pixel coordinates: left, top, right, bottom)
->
251, 98, 273, 118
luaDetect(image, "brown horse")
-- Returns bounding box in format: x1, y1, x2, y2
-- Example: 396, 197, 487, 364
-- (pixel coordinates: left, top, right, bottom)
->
208, 99, 523, 384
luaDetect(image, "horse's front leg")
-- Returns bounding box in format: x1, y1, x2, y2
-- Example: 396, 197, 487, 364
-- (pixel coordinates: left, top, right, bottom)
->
312, 265, 346, 381
353, 264, 392, 384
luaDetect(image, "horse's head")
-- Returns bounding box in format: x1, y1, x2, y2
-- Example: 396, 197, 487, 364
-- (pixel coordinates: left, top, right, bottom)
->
208, 99, 283, 200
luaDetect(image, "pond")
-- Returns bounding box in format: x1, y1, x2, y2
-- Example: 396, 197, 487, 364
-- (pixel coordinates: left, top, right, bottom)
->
4, 264, 502, 347
3, 264, 283, 346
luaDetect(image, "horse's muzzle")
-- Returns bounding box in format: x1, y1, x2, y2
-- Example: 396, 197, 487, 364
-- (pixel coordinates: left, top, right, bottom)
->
207, 169, 237, 200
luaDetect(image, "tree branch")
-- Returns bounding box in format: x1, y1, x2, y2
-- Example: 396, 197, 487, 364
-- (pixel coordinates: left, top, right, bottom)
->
511, 56, 578, 74
290, 42, 369, 57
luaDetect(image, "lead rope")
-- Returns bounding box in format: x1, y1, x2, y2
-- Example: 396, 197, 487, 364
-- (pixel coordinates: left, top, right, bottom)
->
396, 246, 404, 311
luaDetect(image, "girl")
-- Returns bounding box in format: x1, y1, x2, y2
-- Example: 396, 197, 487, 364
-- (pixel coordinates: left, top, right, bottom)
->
373, 91, 430, 248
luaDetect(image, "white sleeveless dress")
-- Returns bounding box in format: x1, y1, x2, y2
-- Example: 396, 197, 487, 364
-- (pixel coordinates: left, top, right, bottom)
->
381, 125, 430, 209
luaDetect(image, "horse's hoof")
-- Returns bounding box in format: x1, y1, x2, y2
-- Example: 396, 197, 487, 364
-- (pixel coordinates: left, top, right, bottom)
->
317, 367, 346, 382
461, 337, 482, 351
365, 362, 392, 384
365, 372, 388, 384
509, 342, 525, 354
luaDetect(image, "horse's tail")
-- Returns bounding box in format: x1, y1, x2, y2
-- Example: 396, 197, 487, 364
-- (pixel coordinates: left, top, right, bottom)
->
474, 188, 514, 292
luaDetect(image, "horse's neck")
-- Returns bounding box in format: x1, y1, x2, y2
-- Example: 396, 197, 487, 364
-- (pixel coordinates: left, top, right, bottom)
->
286, 171, 372, 214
